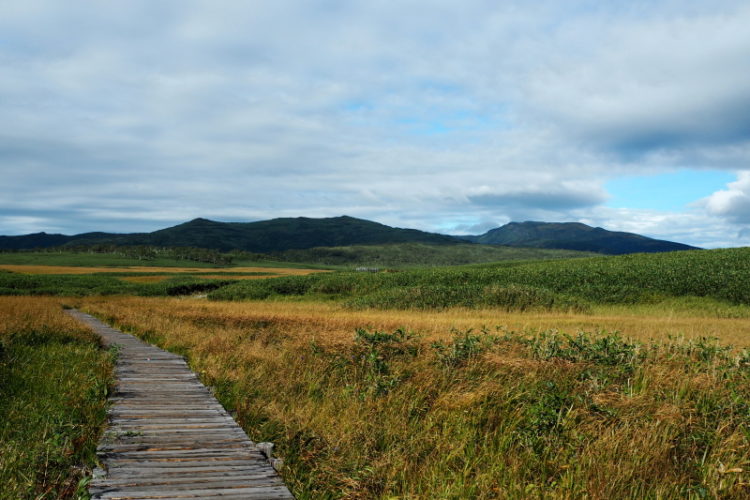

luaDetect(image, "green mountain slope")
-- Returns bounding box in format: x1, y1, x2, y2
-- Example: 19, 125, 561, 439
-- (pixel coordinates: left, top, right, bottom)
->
0, 217, 698, 255
0, 216, 463, 253
118, 216, 463, 252
465, 221, 698, 254
0, 231, 120, 250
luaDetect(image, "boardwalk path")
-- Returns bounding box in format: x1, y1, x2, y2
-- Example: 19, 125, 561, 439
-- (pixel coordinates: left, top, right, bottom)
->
68, 310, 294, 500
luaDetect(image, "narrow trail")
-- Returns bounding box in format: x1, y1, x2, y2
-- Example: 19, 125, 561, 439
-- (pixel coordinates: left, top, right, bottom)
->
67, 310, 294, 500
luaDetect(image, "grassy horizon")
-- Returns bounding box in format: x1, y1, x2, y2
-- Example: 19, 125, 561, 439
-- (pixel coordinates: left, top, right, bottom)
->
0, 242, 596, 271
0, 250, 335, 270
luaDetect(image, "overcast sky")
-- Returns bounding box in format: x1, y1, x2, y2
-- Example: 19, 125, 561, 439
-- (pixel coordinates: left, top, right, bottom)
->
2, 1, 749, 248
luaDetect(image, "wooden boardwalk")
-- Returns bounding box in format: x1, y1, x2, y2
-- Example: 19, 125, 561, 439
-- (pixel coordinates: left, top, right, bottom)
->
68, 310, 294, 500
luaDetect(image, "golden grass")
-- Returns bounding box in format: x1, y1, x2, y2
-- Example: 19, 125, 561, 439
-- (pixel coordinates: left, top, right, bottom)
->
68, 296, 750, 498
0, 264, 326, 276
0, 296, 95, 337
77, 296, 750, 347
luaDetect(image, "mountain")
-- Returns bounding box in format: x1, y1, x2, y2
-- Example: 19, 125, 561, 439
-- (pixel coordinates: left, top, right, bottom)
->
0, 217, 699, 255
0, 232, 73, 250
463, 221, 699, 255
0, 231, 118, 250
0, 216, 463, 252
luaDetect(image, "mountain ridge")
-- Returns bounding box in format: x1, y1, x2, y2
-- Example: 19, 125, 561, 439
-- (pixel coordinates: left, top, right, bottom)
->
0, 216, 463, 253
0, 216, 699, 255
461, 221, 698, 254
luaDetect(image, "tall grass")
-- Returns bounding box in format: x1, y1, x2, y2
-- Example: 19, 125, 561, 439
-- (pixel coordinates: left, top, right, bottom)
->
82, 296, 750, 499
267, 242, 594, 268
210, 247, 750, 308
0, 250, 222, 268
0, 271, 236, 297
0, 297, 113, 499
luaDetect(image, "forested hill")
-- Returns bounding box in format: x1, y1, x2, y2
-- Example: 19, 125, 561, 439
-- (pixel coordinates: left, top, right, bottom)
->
0, 231, 124, 251
0, 217, 699, 255
461, 221, 699, 254
0, 216, 463, 252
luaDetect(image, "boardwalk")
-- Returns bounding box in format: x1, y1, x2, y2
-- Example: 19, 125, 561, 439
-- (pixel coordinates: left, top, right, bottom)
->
68, 310, 294, 500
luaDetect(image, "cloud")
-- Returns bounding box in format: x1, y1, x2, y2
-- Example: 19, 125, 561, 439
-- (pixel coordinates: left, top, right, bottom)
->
702, 172, 750, 224
521, 2, 750, 160
0, 1, 749, 246
570, 206, 750, 249
466, 182, 607, 211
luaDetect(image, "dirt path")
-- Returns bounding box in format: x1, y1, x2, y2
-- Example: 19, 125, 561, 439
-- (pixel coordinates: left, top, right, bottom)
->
67, 310, 293, 500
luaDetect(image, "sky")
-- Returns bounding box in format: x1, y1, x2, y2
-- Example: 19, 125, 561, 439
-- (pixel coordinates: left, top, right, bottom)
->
1, 1, 749, 248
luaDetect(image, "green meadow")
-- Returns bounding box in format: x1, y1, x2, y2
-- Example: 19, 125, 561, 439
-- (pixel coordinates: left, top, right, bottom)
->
3, 246, 750, 498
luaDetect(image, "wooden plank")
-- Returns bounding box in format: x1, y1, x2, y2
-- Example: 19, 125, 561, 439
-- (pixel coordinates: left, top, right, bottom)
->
105, 459, 272, 469
103, 467, 276, 478
90, 485, 294, 500
91, 475, 284, 488
91, 485, 293, 500
67, 310, 294, 499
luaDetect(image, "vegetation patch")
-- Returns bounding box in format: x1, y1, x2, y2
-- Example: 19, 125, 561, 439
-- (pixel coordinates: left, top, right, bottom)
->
81, 297, 750, 499
0, 297, 112, 499
267, 242, 595, 268
0, 271, 238, 298
0, 249, 227, 268
210, 247, 750, 308
346, 284, 589, 312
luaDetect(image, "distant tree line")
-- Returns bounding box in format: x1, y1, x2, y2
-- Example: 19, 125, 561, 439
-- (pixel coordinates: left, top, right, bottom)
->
0, 244, 301, 266
17, 244, 236, 265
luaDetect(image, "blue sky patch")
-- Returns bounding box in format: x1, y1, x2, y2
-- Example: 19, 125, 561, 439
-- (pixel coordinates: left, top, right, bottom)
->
606, 170, 736, 211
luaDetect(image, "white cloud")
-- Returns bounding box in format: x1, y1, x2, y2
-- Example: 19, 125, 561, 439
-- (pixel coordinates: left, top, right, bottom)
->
574, 206, 750, 249
0, 1, 749, 246
521, 3, 750, 159
702, 172, 750, 224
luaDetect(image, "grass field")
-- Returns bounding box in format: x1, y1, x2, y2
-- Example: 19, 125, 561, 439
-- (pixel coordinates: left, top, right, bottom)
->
266, 242, 595, 268
0, 297, 113, 499
0, 264, 326, 276
0, 250, 334, 270
0, 264, 327, 298
211, 247, 750, 311
0, 243, 595, 270
0, 251, 222, 268
5, 247, 750, 498
119, 274, 290, 283
75, 296, 750, 499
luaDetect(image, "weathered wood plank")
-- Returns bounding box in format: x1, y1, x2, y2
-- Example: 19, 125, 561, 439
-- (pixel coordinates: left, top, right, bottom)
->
91, 476, 285, 489
91, 486, 294, 500
67, 310, 294, 500
90, 485, 294, 500
105, 459, 273, 469
103, 467, 276, 479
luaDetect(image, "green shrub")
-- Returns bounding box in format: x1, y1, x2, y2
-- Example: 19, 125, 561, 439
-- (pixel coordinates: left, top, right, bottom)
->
431, 328, 499, 367
209, 247, 750, 309
526, 330, 642, 367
